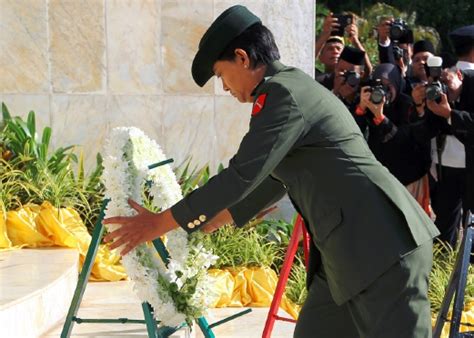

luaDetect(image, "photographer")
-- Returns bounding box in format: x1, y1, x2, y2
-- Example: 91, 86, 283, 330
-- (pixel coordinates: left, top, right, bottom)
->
357, 63, 433, 212
315, 36, 345, 86
406, 40, 436, 97
317, 45, 366, 91
332, 46, 367, 133
427, 67, 474, 245
316, 13, 372, 81
315, 13, 345, 76
377, 18, 414, 77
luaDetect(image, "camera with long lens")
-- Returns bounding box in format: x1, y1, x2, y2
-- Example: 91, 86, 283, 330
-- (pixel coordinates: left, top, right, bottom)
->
369, 79, 390, 105
342, 70, 361, 87
425, 56, 444, 102
390, 18, 408, 41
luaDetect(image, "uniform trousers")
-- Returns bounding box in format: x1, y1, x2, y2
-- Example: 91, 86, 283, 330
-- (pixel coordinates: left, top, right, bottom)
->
294, 240, 433, 338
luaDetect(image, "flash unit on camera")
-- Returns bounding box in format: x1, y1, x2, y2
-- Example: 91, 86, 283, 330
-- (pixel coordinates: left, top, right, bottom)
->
427, 56, 443, 68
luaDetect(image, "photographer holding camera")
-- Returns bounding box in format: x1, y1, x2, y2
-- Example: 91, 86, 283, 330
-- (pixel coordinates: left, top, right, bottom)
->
316, 12, 372, 83
377, 17, 414, 77
407, 40, 437, 100
331, 46, 368, 133
426, 67, 474, 244
356, 63, 433, 211
424, 26, 474, 246
315, 13, 346, 77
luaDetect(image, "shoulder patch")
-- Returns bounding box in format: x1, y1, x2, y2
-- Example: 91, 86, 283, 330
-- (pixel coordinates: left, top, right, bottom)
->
251, 94, 268, 117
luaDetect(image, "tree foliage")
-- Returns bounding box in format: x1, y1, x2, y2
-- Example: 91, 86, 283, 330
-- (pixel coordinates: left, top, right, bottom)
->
318, 0, 472, 54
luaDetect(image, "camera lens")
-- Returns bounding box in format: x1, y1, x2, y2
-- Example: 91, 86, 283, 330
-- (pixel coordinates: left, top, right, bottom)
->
370, 88, 385, 104
426, 84, 442, 101
343, 71, 360, 87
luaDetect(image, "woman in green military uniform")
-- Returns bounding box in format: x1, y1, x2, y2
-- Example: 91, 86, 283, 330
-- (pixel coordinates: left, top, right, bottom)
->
105, 5, 439, 338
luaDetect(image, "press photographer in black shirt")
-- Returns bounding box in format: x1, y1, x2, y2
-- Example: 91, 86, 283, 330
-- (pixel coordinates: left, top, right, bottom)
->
427, 68, 474, 234
356, 63, 433, 212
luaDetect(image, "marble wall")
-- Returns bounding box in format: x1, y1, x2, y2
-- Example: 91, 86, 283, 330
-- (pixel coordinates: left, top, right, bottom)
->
0, 0, 315, 172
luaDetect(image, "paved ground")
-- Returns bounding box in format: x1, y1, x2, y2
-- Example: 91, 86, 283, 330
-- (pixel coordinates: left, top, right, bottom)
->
42, 281, 296, 338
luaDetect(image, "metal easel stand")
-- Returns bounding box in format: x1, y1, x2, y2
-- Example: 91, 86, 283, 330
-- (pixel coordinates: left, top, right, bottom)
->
434, 211, 474, 338
262, 214, 310, 338
61, 159, 251, 338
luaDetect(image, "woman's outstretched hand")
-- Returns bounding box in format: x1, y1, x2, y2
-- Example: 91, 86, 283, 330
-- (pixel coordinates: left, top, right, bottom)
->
104, 199, 178, 256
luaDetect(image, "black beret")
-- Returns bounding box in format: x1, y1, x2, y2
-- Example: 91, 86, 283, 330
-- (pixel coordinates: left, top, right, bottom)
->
449, 25, 474, 49
191, 5, 261, 87
339, 46, 365, 65
439, 52, 458, 69
413, 40, 435, 56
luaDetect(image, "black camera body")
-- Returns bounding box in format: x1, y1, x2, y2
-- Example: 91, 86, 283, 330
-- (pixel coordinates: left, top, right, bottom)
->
369, 79, 390, 105
426, 82, 443, 101
342, 70, 361, 87
390, 18, 408, 41
332, 14, 353, 37
425, 56, 445, 102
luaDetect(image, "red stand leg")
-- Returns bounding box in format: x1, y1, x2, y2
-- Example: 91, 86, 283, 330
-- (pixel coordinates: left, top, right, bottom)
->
262, 215, 309, 338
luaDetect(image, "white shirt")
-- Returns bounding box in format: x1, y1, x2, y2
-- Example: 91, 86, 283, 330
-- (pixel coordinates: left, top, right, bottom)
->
431, 60, 474, 168
456, 60, 474, 71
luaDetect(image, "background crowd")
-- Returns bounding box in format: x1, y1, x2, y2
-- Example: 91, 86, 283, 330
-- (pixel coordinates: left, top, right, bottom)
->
314, 7, 474, 252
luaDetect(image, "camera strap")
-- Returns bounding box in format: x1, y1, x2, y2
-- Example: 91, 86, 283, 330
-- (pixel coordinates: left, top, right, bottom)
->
436, 134, 447, 181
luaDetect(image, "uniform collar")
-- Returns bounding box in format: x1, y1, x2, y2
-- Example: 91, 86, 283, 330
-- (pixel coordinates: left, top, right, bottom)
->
251, 60, 286, 97
264, 60, 286, 77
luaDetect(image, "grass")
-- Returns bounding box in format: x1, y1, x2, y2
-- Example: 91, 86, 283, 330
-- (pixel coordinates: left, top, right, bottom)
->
429, 241, 474, 314
285, 253, 308, 306
199, 224, 280, 269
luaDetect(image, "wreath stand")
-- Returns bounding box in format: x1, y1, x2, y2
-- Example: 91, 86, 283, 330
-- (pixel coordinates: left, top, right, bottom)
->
262, 214, 310, 338
433, 211, 474, 338
61, 160, 251, 338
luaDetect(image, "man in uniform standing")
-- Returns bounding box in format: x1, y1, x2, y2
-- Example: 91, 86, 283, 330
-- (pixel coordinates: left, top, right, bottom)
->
105, 6, 439, 338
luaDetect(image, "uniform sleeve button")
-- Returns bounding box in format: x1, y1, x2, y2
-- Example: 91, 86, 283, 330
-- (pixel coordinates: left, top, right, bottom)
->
193, 220, 201, 226
199, 215, 207, 222
187, 222, 195, 229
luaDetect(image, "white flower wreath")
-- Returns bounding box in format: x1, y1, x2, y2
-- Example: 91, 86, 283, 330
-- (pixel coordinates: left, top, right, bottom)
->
102, 127, 218, 327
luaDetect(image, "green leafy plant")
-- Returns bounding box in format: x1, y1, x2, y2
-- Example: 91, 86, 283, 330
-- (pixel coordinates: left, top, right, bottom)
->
285, 254, 308, 306
175, 160, 211, 196
0, 102, 104, 232
256, 218, 294, 246
429, 241, 474, 314
199, 224, 280, 269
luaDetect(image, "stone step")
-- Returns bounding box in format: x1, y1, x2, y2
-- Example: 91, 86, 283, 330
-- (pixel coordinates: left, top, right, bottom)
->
0, 248, 79, 338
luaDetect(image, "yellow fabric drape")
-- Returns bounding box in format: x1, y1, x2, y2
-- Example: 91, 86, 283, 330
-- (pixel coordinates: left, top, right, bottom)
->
2, 202, 126, 281
0, 210, 13, 248
431, 302, 474, 338
208, 266, 301, 319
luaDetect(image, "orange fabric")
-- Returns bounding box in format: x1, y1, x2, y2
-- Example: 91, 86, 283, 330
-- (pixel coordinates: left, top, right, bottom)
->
405, 174, 431, 216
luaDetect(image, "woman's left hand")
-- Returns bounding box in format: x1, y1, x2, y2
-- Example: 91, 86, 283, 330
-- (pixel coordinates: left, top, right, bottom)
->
104, 199, 178, 256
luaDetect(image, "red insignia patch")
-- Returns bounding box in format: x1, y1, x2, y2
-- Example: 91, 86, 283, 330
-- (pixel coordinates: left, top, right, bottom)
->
251, 94, 268, 116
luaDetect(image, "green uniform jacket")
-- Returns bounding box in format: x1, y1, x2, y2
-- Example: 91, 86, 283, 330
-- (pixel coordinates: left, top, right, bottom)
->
171, 61, 439, 305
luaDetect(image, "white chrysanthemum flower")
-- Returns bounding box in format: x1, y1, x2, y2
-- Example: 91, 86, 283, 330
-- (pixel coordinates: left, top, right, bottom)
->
102, 126, 218, 327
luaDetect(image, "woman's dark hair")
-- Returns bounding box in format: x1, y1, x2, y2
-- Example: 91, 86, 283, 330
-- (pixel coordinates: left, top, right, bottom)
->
217, 23, 280, 68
